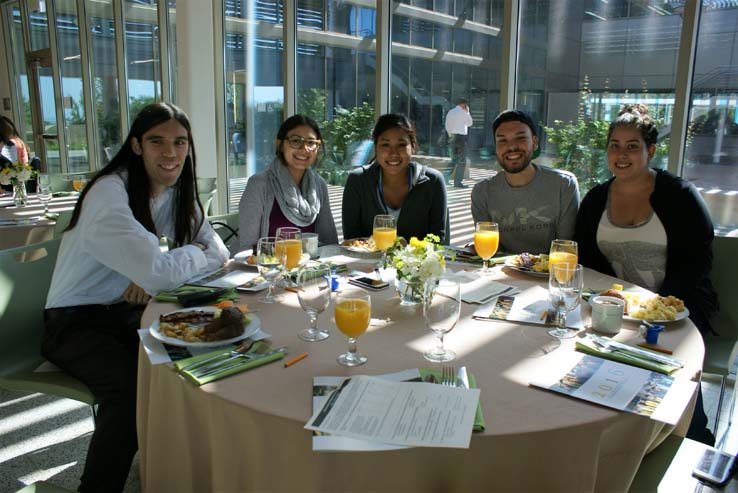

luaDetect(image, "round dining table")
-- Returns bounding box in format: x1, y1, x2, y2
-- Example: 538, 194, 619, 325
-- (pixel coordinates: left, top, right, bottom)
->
0, 193, 78, 250
136, 247, 704, 492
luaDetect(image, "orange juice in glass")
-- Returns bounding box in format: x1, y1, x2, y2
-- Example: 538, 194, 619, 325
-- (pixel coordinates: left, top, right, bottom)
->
549, 240, 578, 281
474, 221, 499, 275
72, 178, 88, 192
372, 214, 396, 268
275, 227, 302, 271
335, 290, 370, 366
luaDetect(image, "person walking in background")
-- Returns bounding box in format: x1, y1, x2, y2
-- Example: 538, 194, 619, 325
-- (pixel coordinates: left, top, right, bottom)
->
471, 109, 580, 254
444, 99, 473, 188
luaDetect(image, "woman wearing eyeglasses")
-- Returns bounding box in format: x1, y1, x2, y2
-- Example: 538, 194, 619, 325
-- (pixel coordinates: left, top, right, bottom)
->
238, 115, 338, 252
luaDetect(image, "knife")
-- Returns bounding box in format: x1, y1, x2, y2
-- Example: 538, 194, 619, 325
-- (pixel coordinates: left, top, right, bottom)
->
456, 366, 470, 389
590, 335, 684, 368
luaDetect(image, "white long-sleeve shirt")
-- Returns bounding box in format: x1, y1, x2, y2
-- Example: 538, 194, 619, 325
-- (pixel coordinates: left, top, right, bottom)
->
445, 105, 473, 135
46, 173, 230, 308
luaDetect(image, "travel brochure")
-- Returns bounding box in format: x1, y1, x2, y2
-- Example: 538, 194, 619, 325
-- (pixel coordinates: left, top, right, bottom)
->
472, 284, 584, 329
307, 370, 480, 450
530, 354, 697, 425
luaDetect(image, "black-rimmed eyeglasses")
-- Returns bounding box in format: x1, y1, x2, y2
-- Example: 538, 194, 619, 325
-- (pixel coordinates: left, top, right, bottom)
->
286, 136, 321, 151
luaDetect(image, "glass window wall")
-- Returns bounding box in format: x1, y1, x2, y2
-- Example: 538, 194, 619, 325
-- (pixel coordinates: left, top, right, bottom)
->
685, 2, 738, 233
519, 0, 682, 193
124, 0, 162, 120
295, 0, 377, 186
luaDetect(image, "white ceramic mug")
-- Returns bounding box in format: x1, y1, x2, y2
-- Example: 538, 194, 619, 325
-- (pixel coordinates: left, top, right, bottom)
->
301, 232, 319, 258
591, 296, 625, 335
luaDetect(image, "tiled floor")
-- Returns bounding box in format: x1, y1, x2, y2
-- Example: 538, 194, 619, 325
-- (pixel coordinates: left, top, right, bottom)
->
0, 168, 731, 491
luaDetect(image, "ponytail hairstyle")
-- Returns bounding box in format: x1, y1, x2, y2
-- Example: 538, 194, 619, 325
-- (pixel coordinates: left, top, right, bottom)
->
66, 102, 203, 246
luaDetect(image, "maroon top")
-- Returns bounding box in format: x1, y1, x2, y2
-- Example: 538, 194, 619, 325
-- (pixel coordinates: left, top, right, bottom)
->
267, 199, 316, 237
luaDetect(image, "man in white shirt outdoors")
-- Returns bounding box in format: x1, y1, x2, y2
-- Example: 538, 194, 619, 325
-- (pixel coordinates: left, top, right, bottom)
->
471, 109, 580, 254
43, 102, 229, 492
444, 99, 473, 188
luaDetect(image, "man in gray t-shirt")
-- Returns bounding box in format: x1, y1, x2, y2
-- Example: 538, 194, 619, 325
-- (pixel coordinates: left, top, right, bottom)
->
471, 110, 580, 254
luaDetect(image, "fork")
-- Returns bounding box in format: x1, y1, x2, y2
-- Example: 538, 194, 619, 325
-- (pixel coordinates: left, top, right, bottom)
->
441, 366, 457, 387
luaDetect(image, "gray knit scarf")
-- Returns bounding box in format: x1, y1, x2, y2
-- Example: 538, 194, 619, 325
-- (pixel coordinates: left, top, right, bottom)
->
267, 157, 321, 227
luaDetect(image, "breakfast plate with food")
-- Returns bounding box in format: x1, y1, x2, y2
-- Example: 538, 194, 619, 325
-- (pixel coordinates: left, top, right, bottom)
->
503, 253, 549, 277
589, 284, 689, 323
149, 306, 261, 348
340, 237, 380, 254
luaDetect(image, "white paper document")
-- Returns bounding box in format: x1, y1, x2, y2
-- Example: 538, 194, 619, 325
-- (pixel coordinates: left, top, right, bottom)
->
444, 271, 519, 304
305, 375, 480, 449
472, 284, 583, 329
189, 267, 259, 288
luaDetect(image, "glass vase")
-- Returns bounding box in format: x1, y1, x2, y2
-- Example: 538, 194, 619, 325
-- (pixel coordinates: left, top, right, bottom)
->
12, 180, 28, 207
395, 278, 424, 306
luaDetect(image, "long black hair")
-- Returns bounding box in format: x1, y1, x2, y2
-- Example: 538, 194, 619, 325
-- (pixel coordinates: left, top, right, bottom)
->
67, 102, 203, 246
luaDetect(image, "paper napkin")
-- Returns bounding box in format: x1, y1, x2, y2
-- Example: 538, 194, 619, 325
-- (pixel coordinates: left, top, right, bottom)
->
445, 272, 518, 304
174, 341, 285, 385
575, 339, 678, 375
419, 368, 486, 432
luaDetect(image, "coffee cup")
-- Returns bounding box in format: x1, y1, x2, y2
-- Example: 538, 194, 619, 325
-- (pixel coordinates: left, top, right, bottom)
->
591, 296, 625, 335
301, 232, 319, 258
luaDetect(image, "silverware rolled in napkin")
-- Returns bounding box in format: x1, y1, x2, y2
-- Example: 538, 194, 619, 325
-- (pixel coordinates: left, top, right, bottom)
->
194, 346, 288, 378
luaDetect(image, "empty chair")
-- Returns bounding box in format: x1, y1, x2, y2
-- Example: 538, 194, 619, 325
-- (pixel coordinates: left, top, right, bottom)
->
0, 238, 95, 410
197, 177, 218, 216
208, 212, 239, 253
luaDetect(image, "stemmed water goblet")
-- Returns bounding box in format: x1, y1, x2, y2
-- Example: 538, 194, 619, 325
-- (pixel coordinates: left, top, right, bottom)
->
296, 266, 332, 341
474, 221, 499, 275
422, 278, 461, 362
372, 214, 396, 269
256, 236, 285, 304
335, 288, 371, 366
36, 174, 52, 215
547, 263, 583, 339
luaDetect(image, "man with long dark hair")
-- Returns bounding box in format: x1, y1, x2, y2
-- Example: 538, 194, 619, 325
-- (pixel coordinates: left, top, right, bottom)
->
42, 102, 229, 492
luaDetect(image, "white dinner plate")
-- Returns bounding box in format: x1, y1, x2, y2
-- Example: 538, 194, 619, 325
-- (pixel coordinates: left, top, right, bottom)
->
149, 306, 261, 348
340, 238, 380, 254
503, 257, 549, 278
587, 295, 690, 324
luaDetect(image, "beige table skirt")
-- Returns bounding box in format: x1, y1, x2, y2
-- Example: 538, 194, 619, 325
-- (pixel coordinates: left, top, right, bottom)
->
137, 257, 703, 492
0, 195, 77, 250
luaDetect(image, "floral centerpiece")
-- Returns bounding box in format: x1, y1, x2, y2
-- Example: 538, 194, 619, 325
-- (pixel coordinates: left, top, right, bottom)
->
389, 234, 447, 305
0, 161, 34, 206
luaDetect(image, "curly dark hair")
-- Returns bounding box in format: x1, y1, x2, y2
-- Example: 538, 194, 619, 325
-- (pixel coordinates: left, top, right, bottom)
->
607, 103, 659, 147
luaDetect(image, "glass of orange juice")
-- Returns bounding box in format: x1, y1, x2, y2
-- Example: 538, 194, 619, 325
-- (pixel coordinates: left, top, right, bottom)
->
548, 239, 578, 275
474, 221, 499, 275
372, 214, 396, 267
72, 177, 89, 192
275, 227, 303, 271
335, 289, 371, 366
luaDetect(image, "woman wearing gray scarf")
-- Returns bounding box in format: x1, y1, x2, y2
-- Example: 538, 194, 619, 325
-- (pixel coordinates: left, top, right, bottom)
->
238, 115, 338, 252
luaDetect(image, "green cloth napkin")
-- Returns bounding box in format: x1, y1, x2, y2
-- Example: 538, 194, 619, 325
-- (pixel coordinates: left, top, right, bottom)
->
174, 341, 285, 385
490, 254, 516, 265
419, 368, 486, 432
52, 191, 79, 197
154, 285, 238, 303
575, 339, 678, 375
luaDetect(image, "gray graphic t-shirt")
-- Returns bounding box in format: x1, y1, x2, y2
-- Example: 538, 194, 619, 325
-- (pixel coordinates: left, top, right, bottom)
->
596, 211, 667, 291
470, 165, 580, 254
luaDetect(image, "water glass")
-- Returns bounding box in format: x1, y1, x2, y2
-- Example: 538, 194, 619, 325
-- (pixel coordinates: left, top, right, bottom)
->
256, 237, 284, 304
335, 289, 370, 366
547, 263, 583, 339
423, 279, 461, 362
296, 266, 332, 341
37, 174, 52, 214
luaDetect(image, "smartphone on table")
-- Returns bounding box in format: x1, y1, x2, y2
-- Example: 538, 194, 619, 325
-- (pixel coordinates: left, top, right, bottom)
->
348, 277, 389, 291
692, 446, 738, 487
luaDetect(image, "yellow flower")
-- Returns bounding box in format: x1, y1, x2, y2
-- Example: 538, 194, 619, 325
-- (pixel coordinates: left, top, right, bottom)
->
409, 237, 427, 250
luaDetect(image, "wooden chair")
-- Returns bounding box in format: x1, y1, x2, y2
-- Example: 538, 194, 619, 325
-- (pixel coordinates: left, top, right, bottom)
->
704, 235, 738, 432
0, 239, 96, 412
